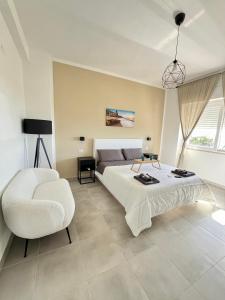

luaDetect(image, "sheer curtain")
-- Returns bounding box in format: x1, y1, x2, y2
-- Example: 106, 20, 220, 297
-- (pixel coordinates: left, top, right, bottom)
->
177, 74, 220, 167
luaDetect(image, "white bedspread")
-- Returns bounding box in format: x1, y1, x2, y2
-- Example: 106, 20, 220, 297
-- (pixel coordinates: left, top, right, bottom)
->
100, 163, 212, 236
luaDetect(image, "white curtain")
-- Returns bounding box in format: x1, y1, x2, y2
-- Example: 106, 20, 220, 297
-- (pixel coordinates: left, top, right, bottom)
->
177, 74, 220, 167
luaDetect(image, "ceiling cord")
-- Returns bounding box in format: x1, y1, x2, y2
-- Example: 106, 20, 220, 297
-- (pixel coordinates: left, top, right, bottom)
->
174, 25, 180, 61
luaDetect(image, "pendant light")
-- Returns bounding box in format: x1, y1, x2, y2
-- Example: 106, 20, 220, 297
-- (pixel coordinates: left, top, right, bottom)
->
162, 12, 186, 89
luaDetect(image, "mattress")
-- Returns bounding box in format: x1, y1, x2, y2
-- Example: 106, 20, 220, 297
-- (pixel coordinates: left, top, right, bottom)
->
96, 160, 133, 174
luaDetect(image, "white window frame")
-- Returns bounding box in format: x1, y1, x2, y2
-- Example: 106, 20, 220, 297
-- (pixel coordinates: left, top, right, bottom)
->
187, 97, 225, 154
217, 109, 225, 153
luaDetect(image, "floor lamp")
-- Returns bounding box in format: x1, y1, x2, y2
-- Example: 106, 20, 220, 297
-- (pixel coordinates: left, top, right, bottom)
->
23, 119, 52, 168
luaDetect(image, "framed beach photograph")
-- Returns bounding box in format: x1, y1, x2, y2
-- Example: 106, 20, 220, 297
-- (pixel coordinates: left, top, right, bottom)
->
106, 108, 135, 128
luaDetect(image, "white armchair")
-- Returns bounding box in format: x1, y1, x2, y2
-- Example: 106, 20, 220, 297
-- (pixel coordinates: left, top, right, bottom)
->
2, 168, 75, 257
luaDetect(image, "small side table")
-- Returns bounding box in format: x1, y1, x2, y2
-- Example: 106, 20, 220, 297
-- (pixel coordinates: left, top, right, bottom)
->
77, 157, 95, 184
131, 159, 161, 173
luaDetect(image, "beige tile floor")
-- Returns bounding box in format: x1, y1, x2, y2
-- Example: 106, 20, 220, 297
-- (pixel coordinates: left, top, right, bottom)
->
0, 180, 225, 300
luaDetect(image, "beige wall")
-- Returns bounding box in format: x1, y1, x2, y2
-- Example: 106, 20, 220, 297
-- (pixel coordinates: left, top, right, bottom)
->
53, 62, 165, 178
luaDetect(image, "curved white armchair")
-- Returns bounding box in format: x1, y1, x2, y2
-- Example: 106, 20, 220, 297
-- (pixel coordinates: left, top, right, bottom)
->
2, 168, 75, 257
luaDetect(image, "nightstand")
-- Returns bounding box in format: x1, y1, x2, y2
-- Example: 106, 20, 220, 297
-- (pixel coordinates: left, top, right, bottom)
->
143, 153, 158, 160
77, 157, 95, 184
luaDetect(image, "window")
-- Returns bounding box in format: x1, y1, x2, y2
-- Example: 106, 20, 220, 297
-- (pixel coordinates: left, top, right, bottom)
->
218, 113, 225, 151
188, 98, 225, 152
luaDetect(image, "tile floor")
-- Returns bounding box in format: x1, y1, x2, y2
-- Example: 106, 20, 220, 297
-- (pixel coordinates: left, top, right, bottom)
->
0, 180, 225, 300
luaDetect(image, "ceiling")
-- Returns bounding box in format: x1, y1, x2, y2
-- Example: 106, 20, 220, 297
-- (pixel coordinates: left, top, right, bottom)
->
14, 0, 225, 87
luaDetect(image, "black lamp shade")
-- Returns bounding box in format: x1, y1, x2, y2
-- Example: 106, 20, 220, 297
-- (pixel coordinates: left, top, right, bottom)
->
23, 119, 52, 135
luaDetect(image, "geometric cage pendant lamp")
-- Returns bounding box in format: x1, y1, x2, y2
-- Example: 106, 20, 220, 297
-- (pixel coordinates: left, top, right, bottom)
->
162, 12, 186, 89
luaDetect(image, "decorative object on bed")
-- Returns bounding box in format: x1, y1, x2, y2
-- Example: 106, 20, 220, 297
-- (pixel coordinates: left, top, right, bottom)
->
177, 73, 220, 166
134, 173, 160, 185
131, 158, 161, 173
171, 169, 195, 177
162, 12, 186, 89
106, 108, 135, 127
122, 148, 142, 160
77, 157, 95, 184
97, 149, 125, 162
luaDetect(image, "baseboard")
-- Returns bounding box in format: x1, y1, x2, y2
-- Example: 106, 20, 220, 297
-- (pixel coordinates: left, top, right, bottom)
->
67, 177, 77, 182
0, 233, 13, 270
205, 179, 225, 190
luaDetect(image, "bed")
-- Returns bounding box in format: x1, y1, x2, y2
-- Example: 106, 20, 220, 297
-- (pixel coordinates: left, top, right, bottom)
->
93, 139, 212, 236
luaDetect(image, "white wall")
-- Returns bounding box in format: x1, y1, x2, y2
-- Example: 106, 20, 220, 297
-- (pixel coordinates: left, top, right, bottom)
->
0, 11, 26, 260
23, 50, 55, 168
0, 12, 55, 262
182, 149, 225, 187
160, 89, 180, 166
0, 1, 56, 169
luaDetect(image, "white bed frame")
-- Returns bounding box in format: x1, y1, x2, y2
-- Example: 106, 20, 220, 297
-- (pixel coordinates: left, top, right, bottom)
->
93, 138, 143, 159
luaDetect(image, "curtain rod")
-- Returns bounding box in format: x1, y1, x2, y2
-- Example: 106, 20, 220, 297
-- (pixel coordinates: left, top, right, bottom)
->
182, 67, 225, 85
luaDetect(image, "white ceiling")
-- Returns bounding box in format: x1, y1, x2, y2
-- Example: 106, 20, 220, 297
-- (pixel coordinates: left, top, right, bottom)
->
14, 0, 225, 87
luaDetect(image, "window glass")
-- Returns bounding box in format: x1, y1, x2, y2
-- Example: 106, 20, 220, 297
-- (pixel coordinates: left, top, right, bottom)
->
189, 98, 224, 149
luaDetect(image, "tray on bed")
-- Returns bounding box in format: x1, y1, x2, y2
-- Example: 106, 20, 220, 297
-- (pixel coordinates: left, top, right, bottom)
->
171, 169, 195, 177
134, 174, 160, 185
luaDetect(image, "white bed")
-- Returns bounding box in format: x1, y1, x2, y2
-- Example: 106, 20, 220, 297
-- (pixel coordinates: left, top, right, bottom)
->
94, 139, 212, 236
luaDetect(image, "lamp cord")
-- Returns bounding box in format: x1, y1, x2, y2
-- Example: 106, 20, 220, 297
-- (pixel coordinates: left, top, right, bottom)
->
174, 25, 180, 61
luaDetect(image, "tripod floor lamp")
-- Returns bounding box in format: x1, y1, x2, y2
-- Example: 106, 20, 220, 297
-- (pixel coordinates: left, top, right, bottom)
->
23, 119, 52, 168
